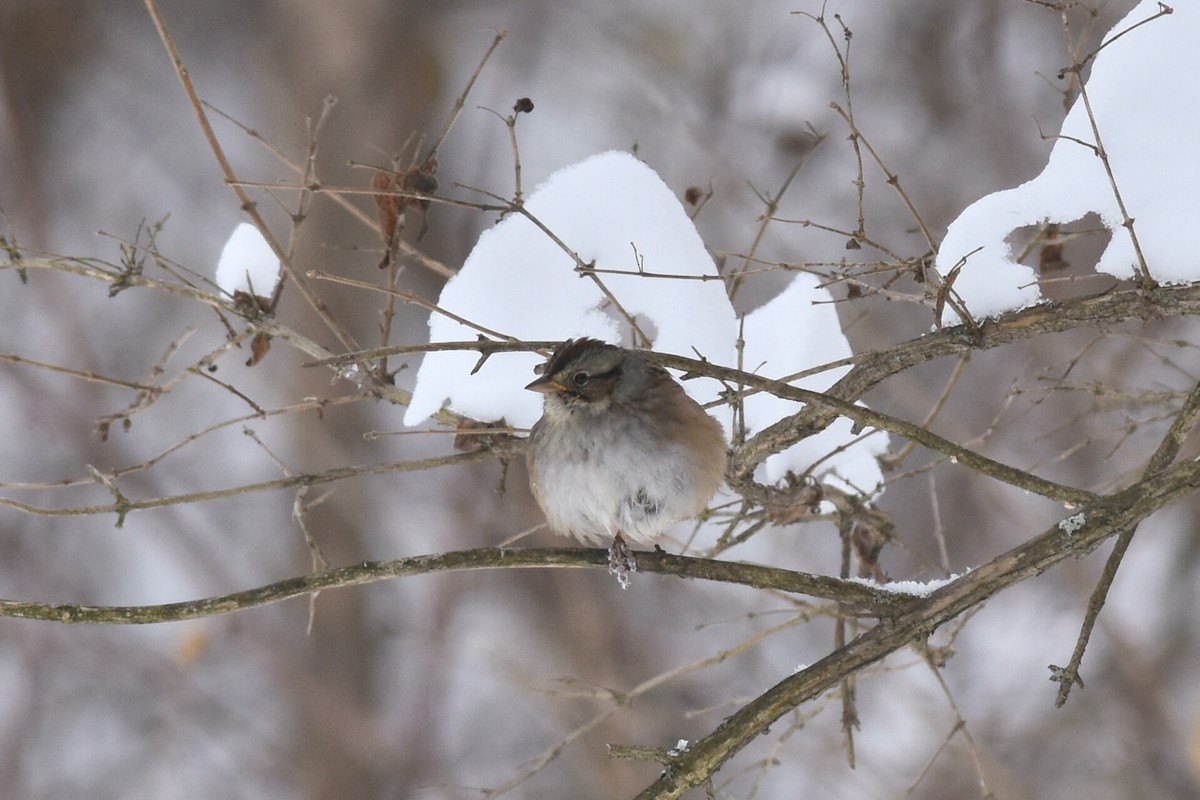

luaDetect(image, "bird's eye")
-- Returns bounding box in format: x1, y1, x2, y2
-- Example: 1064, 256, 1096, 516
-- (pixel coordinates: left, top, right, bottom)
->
572, 371, 590, 386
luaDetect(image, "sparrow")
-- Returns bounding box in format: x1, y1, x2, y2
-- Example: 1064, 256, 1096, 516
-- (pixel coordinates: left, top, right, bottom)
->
525, 338, 727, 586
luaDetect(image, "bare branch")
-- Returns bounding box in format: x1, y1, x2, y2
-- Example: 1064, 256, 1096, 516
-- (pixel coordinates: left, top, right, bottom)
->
635, 457, 1200, 797
0, 549, 905, 624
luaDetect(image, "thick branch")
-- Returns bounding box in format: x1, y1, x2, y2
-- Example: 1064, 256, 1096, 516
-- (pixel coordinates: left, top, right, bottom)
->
634, 456, 1200, 798
723, 283, 1200, 480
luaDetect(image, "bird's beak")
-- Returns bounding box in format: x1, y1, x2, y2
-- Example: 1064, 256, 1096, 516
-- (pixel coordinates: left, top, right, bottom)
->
525, 375, 563, 393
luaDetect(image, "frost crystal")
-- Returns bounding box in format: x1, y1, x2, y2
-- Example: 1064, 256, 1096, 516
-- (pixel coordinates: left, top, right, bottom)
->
848, 573, 964, 596
1057, 512, 1087, 536
667, 739, 690, 757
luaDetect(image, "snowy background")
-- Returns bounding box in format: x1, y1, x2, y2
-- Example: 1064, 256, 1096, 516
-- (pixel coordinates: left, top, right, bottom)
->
2, 1, 1198, 799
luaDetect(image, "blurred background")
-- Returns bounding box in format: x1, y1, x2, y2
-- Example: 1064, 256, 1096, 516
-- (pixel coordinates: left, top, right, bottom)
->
2, 1, 1198, 798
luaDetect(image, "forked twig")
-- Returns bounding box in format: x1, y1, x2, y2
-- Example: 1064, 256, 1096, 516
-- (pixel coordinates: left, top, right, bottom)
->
143, 0, 359, 351
1052, 376, 1200, 706
422, 30, 507, 164
795, 7, 866, 239
634, 457, 1200, 798
729, 144, 825, 300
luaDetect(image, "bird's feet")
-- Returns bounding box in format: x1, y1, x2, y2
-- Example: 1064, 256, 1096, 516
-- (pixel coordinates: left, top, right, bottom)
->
608, 533, 637, 589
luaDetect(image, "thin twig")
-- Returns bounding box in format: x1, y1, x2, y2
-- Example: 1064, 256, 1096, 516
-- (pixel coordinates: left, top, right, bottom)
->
825, 102, 937, 254
1071, 76, 1153, 289
1081, 2, 1174, 68
205, 103, 455, 278
271, 94, 338, 312
422, 30, 507, 164
307, 270, 519, 342
1052, 376, 1200, 706
143, 0, 359, 350
634, 456, 1200, 797
0, 450, 515, 522
882, 351, 971, 469
910, 644, 995, 799
0, 353, 164, 393
729, 143, 825, 300
796, 7, 866, 239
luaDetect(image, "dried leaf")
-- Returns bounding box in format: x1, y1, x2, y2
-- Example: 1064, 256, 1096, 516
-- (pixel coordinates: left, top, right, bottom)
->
246, 331, 271, 367
371, 169, 402, 260
763, 477, 824, 525
231, 289, 271, 316
1038, 224, 1069, 273
453, 418, 513, 453
851, 511, 895, 582
373, 156, 441, 267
